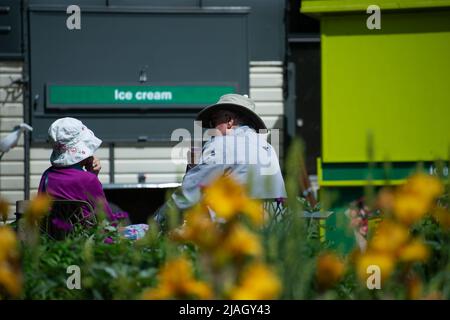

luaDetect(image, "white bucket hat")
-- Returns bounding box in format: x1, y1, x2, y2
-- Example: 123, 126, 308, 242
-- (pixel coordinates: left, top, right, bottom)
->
48, 117, 102, 167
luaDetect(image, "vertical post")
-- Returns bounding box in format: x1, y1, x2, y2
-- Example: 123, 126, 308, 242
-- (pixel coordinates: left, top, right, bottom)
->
23, 0, 30, 200
24, 130, 30, 199
109, 143, 115, 184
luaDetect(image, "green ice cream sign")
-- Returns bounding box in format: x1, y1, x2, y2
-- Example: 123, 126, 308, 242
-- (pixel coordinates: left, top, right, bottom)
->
47, 85, 235, 108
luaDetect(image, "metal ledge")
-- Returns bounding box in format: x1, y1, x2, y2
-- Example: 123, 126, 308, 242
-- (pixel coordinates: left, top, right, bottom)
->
28, 5, 250, 14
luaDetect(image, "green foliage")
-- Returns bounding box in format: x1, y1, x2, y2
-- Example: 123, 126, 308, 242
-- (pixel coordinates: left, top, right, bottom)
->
21, 221, 166, 299
15, 138, 450, 300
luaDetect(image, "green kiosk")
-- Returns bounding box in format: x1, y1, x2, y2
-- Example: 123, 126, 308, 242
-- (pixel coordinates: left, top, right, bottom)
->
301, 0, 450, 251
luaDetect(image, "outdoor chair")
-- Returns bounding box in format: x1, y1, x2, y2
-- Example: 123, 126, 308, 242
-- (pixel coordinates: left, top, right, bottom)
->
15, 199, 97, 240
262, 198, 333, 242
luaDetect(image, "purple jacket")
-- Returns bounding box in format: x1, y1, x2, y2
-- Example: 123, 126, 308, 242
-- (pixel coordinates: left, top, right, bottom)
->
38, 165, 113, 219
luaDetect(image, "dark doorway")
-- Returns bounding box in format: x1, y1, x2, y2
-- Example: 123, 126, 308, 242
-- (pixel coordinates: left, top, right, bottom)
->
287, 0, 321, 174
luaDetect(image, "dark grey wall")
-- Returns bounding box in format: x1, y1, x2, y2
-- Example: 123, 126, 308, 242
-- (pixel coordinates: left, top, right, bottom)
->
28, 6, 249, 142
28, 0, 286, 61
0, 0, 23, 59
204, 0, 285, 61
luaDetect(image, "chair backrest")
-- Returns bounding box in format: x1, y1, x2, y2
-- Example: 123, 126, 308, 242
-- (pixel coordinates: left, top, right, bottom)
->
262, 199, 286, 219
16, 199, 96, 240
43, 200, 97, 239
262, 198, 334, 220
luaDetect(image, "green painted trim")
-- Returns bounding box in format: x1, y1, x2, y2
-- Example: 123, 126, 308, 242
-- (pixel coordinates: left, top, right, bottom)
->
317, 160, 441, 186
322, 162, 423, 181
301, 0, 450, 15
319, 179, 406, 187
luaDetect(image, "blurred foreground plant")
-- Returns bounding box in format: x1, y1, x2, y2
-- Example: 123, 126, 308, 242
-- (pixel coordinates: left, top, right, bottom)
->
0, 226, 22, 299
142, 175, 281, 300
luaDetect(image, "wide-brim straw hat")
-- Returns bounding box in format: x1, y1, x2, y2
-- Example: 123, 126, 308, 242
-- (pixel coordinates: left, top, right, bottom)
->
48, 117, 102, 167
196, 94, 267, 131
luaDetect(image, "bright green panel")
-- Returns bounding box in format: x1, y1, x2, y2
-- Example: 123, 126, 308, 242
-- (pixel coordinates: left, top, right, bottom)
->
301, 0, 450, 14
321, 11, 450, 162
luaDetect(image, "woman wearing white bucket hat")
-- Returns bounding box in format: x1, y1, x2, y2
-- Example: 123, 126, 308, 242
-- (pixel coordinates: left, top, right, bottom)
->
38, 117, 112, 221
38, 118, 148, 240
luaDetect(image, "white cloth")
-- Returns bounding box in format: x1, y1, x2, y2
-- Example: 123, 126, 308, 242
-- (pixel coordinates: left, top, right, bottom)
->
171, 126, 287, 210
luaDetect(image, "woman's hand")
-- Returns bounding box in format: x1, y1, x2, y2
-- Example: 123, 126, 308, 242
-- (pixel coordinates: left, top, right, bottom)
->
85, 156, 102, 175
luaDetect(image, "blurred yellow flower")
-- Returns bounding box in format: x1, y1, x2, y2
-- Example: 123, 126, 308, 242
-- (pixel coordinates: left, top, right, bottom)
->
203, 175, 263, 225
241, 199, 264, 226
171, 204, 219, 250
393, 174, 444, 226
0, 199, 10, 223
405, 173, 444, 203
142, 257, 212, 300
221, 224, 262, 259
370, 220, 410, 254
399, 240, 430, 262
25, 194, 52, 224
230, 263, 281, 300
393, 193, 430, 226
356, 251, 395, 283
203, 175, 246, 221
0, 264, 22, 298
316, 252, 345, 290
0, 226, 18, 262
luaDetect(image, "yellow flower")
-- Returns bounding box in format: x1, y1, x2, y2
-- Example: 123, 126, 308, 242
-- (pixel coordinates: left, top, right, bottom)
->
171, 204, 219, 249
370, 220, 410, 254
241, 199, 264, 226
221, 224, 262, 259
0, 226, 18, 262
142, 257, 212, 300
399, 240, 430, 262
0, 199, 10, 223
230, 263, 281, 300
356, 251, 395, 283
393, 192, 430, 226
405, 173, 444, 203
393, 174, 444, 225
203, 175, 263, 225
25, 194, 52, 223
0, 264, 22, 298
316, 252, 345, 290
203, 175, 247, 221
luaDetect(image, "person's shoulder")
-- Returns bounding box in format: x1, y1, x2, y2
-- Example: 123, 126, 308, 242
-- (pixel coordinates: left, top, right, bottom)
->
84, 170, 101, 182
67, 168, 100, 183
41, 167, 52, 176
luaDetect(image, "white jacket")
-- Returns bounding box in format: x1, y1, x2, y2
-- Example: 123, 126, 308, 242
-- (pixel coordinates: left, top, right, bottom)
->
171, 126, 287, 210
